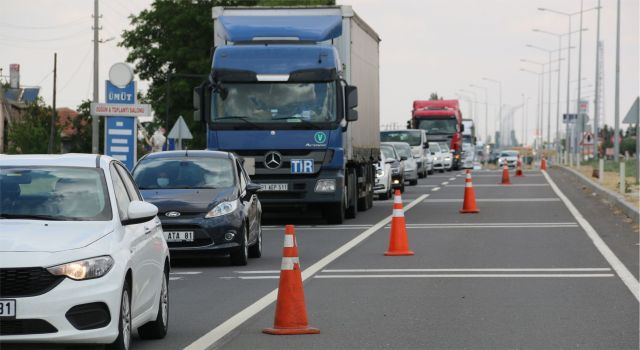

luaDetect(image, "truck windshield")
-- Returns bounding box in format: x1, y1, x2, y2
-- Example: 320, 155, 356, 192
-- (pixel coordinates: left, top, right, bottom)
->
417, 118, 457, 134
380, 131, 422, 146
211, 82, 337, 126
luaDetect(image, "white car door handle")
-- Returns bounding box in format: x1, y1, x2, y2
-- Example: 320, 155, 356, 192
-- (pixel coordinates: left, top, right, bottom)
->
144, 226, 152, 235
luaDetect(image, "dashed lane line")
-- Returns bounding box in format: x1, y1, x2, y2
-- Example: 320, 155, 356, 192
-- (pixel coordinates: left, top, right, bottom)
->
441, 181, 449, 185
184, 193, 430, 350
315, 274, 615, 279
449, 177, 456, 181
423, 198, 560, 203
542, 170, 640, 302
322, 268, 612, 273
432, 187, 440, 191
447, 184, 548, 187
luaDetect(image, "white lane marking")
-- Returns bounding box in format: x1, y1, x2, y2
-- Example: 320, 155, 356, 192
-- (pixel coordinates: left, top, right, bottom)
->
542, 170, 640, 302
169, 271, 202, 275
263, 224, 369, 228
423, 198, 560, 202
449, 177, 456, 181
263, 226, 373, 231
237, 276, 280, 280
169, 277, 183, 281
416, 185, 438, 188
395, 224, 579, 229
404, 222, 577, 226
471, 174, 544, 177
235, 270, 280, 274
315, 274, 614, 279
184, 195, 429, 350
432, 187, 440, 191
441, 181, 449, 185
448, 184, 549, 187
322, 268, 612, 273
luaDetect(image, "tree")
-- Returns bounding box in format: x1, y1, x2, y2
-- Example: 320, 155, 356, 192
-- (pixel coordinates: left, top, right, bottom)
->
62, 100, 101, 154
429, 92, 442, 101
120, 0, 335, 149
8, 99, 58, 154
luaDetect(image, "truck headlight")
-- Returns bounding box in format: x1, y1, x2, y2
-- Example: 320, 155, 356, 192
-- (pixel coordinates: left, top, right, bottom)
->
315, 179, 336, 192
206, 200, 239, 218
47, 256, 114, 280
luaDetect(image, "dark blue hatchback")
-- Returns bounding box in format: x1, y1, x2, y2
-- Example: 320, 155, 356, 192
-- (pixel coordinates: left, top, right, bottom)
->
132, 150, 262, 265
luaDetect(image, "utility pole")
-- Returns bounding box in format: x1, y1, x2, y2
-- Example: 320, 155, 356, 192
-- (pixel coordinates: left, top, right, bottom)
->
0, 78, 4, 154
593, 0, 602, 159
575, 0, 584, 161
613, 0, 621, 162
48, 53, 57, 154
92, 0, 100, 154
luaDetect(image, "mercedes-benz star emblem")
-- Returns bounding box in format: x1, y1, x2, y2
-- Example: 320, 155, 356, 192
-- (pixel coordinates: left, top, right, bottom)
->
165, 211, 181, 217
264, 151, 282, 169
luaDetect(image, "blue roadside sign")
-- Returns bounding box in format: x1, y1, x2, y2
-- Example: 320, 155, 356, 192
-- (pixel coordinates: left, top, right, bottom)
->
104, 81, 137, 169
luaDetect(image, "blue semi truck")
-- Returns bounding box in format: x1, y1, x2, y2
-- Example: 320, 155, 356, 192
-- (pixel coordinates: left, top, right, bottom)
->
193, 6, 381, 224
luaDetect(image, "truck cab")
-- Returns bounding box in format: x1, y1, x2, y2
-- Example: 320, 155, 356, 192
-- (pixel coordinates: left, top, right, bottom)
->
194, 6, 380, 224
411, 100, 463, 170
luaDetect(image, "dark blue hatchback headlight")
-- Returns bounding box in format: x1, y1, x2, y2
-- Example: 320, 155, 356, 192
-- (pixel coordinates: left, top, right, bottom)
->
205, 199, 239, 218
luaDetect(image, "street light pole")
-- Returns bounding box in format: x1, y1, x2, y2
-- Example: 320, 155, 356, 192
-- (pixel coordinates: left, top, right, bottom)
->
470, 84, 490, 144
593, 0, 602, 159
482, 78, 502, 147
614, 0, 621, 162
575, 0, 585, 162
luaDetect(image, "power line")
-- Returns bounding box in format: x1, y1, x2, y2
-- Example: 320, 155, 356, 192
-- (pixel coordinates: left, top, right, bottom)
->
0, 16, 91, 30
0, 30, 89, 43
59, 48, 93, 92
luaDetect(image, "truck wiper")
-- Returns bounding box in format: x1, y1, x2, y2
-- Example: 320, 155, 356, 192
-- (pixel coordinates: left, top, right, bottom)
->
215, 116, 262, 129
0, 213, 70, 221
270, 116, 321, 129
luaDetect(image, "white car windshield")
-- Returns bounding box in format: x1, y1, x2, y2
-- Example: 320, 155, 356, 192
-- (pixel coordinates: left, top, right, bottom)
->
0, 167, 112, 221
501, 151, 518, 157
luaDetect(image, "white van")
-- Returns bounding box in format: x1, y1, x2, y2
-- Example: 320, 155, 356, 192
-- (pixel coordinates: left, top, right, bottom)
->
380, 130, 431, 178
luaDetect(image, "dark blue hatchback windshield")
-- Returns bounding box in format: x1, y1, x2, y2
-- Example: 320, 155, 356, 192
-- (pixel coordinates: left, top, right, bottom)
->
133, 157, 235, 190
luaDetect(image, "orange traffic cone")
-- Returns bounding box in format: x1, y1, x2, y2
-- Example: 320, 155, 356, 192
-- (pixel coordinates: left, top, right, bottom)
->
515, 155, 524, 177
500, 162, 511, 185
263, 225, 319, 335
460, 170, 479, 213
540, 157, 547, 171
385, 190, 414, 256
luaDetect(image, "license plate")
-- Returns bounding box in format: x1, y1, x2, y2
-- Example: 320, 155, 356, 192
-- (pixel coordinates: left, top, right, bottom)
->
290, 159, 314, 174
164, 231, 194, 242
259, 183, 288, 191
0, 300, 16, 318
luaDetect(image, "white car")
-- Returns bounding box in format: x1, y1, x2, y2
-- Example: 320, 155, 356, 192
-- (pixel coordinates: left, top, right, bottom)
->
439, 142, 453, 171
380, 130, 430, 178
374, 148, 394, 199
429, 142, 445, 172
498, 150, 519, 168
0, 154, 169, 349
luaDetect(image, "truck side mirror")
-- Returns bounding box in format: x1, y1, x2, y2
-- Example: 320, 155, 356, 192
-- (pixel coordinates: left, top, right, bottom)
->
406, 120, 412, 129
460, 124, 465, 132
424, 141, 429, 149
345, 85, 358, 110
346, 109, 358, 122
193, 81, 211, 124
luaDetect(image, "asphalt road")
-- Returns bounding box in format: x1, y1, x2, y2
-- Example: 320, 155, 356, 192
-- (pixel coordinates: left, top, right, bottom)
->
4, 167, 638, 350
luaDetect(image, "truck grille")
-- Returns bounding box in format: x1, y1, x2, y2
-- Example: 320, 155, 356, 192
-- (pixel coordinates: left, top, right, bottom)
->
0, 267, 65, 298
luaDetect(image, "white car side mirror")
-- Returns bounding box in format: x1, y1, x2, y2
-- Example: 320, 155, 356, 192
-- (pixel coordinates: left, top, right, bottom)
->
123, 201, 158, 225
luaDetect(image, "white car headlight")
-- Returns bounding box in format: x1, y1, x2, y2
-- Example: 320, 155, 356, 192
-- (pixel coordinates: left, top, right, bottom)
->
205, 200, 239, 218
47, 256, 114, 281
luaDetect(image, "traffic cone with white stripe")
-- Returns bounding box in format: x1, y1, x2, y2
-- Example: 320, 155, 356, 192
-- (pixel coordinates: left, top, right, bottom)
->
384, 189, 414, 256
500, 162, 511, 185
263, 225, 319, 335
540, 157, 547, 171
515, 155, 524, 177
460, 170, 479, 213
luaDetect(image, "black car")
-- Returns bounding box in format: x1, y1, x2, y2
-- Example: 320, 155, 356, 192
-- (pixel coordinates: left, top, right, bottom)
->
132, 150, 262, 265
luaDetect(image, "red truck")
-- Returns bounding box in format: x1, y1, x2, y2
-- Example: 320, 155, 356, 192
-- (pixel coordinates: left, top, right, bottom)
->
410, 100, 463, 170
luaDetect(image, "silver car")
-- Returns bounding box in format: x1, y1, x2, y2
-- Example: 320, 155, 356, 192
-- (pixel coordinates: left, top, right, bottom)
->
383, 142, 419, 186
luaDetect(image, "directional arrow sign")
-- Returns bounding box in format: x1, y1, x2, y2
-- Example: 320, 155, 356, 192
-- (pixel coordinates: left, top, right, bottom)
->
91, 102, 151, 117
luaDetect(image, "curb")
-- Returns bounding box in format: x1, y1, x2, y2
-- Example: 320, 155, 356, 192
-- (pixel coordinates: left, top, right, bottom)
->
554, 166, 640, 224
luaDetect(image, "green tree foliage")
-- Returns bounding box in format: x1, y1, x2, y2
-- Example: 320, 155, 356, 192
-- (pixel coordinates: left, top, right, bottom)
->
120, 0, 335, 149
8, 99, 58, 154
429, 92, 442, 101
62, 100, 102, 154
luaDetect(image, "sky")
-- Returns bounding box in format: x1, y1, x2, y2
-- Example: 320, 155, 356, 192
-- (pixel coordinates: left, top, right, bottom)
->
1, 0, 638, 145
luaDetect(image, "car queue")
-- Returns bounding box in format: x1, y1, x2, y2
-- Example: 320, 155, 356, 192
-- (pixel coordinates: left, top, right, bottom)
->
0, 130, 454, 349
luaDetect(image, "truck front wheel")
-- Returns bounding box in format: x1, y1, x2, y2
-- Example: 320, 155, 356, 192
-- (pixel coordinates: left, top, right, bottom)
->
324, 200, 345, 225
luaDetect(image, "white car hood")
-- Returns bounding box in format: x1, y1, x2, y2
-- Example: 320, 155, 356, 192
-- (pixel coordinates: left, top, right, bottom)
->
0, 220, 114, 252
